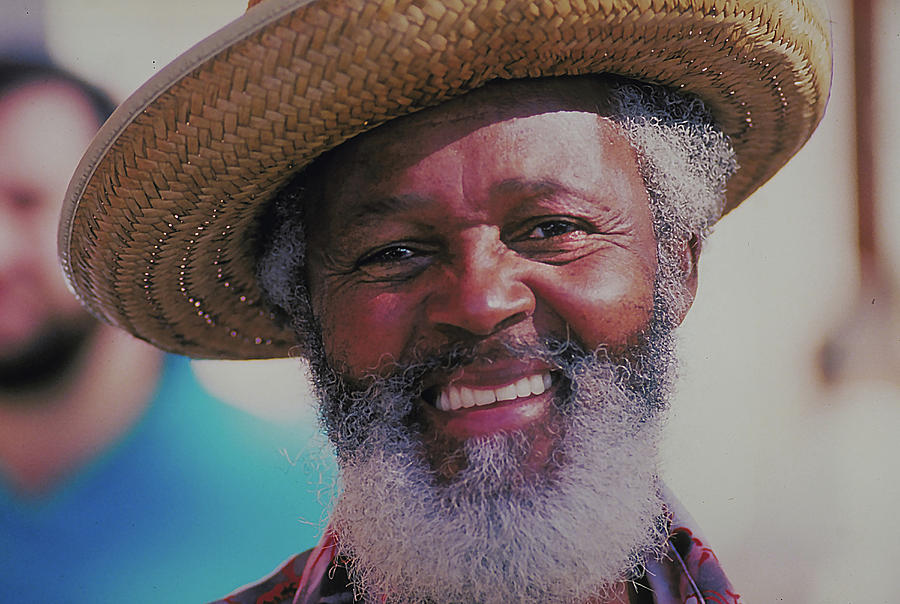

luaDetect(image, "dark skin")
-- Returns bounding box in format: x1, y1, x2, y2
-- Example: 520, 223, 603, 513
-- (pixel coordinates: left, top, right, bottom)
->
303, 77, 698, 478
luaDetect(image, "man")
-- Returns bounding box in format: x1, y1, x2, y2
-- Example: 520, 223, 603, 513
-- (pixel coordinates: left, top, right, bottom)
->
0, 59, 333, 602
57, 0, 832, 602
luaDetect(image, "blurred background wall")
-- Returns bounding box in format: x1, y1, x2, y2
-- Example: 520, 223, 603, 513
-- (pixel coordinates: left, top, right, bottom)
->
19, 0, 900, 601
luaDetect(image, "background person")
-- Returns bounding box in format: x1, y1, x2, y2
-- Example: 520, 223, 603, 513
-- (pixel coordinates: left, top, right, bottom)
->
0, 57, 335, 603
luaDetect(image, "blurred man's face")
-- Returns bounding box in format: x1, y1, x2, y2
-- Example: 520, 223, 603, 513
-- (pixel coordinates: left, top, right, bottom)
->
0, 81, 100, 391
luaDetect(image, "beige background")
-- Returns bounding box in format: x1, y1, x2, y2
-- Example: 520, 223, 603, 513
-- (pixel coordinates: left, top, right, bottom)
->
39, 0, 900, 601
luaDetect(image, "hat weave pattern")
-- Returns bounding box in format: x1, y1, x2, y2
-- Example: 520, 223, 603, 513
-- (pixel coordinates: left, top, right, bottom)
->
60, 0, 831, 359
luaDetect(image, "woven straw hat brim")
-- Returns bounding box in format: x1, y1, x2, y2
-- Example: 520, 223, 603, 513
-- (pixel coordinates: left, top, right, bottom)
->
59, 0, 831, 360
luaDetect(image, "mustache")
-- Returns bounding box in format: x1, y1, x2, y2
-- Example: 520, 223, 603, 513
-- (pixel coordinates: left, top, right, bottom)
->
313, 334, 584, 456
311, 327, 662, 458
344, 333, 594, 393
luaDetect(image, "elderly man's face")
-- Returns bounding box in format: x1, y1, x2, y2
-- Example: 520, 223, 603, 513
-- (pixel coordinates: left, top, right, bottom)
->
304, 78, 665, 474
296, 78, 701, 601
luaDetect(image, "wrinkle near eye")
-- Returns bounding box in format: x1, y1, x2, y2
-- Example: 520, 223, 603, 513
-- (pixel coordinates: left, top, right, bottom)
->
313, 247, 359, 277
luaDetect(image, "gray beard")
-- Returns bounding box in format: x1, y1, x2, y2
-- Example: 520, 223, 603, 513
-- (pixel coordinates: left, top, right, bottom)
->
306, 310, 677, 604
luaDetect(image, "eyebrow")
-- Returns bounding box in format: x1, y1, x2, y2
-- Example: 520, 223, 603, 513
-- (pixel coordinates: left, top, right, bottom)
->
337, 193, 432, 231
341, 179, 565, 227
332, 177, 610, 238
492, 178, 568, 199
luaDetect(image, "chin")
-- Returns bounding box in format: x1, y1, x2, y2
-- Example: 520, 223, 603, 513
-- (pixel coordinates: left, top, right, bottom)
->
329, 372, 669, 603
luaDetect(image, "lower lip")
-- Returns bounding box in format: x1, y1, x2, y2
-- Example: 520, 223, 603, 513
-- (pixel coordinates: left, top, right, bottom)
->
420, 382, 557, 440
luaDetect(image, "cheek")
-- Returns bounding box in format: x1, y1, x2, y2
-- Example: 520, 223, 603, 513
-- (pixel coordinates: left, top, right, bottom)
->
317, 288, 419, 376
20, 212, 82, 314
534, 258, 657, 351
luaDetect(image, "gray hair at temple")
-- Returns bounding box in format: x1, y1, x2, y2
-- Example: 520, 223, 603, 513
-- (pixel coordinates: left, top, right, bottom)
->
256, 77, 738, 349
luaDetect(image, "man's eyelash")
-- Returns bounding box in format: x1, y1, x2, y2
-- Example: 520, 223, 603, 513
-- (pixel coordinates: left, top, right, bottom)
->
358, 245, 417, 266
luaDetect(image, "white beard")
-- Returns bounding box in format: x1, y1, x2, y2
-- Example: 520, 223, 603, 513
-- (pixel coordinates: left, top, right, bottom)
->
325, 345, 671, 604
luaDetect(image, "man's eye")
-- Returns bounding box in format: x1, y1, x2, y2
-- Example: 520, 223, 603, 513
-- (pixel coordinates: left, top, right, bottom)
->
5, 188, 39, 212
526, 220, 581, 239
359, 246, 418, 265
355, 245, 431, 281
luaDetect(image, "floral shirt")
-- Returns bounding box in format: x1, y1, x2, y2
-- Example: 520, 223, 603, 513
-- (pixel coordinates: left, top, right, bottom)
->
214, 491, 740, 604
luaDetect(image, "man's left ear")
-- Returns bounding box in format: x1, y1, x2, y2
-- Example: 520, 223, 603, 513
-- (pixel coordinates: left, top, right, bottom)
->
670, 234, 701, 327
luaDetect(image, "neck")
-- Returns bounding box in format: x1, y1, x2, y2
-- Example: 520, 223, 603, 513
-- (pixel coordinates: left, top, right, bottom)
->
0, 325, 163, 496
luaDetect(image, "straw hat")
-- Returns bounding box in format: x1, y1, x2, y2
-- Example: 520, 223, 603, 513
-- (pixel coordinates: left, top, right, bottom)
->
59, 0, 832, 360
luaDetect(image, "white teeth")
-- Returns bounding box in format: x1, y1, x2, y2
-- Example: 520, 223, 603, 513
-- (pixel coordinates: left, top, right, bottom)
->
495, 384, 518, 401
528, 374, 546, 395
474, 388, 496, 405
435, 371, 552, 411
515, 378, 532, 397
449, 386, 462, 410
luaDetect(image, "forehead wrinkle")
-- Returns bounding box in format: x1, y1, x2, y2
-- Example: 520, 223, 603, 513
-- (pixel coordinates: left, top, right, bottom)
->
491, 177, 584, 202
324, 77, 615, 177
491, 177, 617, 216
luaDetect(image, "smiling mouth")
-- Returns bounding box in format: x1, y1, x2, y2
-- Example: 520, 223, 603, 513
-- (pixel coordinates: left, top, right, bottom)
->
427, 371, 554, 412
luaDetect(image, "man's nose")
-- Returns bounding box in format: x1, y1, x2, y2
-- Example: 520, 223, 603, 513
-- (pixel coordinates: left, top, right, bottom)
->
425, 234, 535, 337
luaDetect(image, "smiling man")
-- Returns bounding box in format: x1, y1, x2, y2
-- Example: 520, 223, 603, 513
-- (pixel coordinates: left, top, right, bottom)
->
253, 73, 730, 604
58, 1, 832, 602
